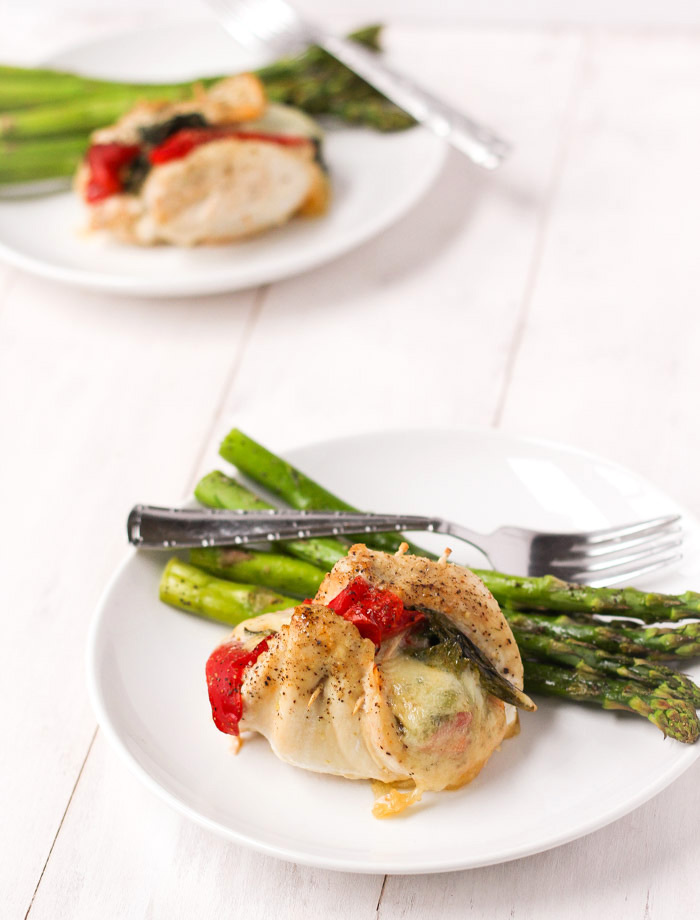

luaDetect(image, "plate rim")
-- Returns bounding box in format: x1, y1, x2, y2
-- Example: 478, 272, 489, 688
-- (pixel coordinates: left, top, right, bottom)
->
86, 426, 700, 874
0, 22, 447, 298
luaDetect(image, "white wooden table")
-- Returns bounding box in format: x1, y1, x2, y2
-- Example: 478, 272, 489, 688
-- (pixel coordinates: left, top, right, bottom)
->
3, 6, 700, 918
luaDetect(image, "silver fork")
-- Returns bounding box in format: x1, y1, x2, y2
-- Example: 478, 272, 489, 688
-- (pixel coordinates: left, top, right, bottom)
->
127, 505, 682, 587
205, 0, 510, 169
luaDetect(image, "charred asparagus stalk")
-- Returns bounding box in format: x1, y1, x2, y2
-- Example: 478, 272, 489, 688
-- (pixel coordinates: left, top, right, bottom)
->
181, 532, 700, 706
0, 27, 382, 110
511, 627, 700, 706
505, 610, 700, 661
481, 571, 700, 624
0, 68, 200, 109
186, 501, 700, 665
0, 135, 89, 182
161, 430, 700, 743
189, 546, 326, 600
220, 429, 700, 625
218, 429, 432, 558
523, 661, 700, 743
1, 92, 181, 140
195, 471, 346, 572
0, 26, 412, 151
168, 545, 700, 741
161, 505, 700, 741
159, 557, 296, 626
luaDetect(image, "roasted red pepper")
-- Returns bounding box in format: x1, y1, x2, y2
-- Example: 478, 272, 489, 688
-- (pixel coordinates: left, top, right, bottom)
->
327, 576, 424, 647
207, 579, 421, 736
85, 129, 310, 203
149, 127, 310, 165
206, 635, 271, 736
85, 143, 140, 203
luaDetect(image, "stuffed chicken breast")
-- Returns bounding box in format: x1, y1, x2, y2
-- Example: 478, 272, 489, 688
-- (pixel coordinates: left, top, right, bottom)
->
206, 545, 534, 817
75, 74, 329, 245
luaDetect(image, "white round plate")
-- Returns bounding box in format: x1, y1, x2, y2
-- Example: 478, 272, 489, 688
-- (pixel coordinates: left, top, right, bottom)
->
0, 22, 445, 297
88, 429, 700, 874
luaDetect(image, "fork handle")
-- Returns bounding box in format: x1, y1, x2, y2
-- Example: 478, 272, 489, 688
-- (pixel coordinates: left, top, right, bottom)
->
128, 506, 444, 550
318, 34, 510, 169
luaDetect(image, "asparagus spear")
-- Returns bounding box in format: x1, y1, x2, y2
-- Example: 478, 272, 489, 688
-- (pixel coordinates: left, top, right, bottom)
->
220, 429, 700, 625
256, 25, 382, 75
0, 76, 197, 110
0, 26, 383, 107
159, 557, 296, 627
195, 471, 345, 571
177, 517, 700, 693
0, 26, 412, 142
325, 97, 416, 132
0, 27, 379, 107
190, 546, 325, 599
184, 505, 700, 668
511, 628, 700, 706
483, 571, 700, 624
162, 485, 700, 739
219, 429, 433, 558
219, 428, 357, 511
505, 610, 700, 661
0, 92, 177, 140
182, 531, 700, 703
523, 660, 700, 743
162, 554, 700, 741
195, 469, 274, 511
0, 135, 88, 182
182, 513, 700, 667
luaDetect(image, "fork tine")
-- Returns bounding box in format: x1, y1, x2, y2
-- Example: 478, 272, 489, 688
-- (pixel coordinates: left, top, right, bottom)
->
581, 553, 684, 588
574, 515, 681, 546
564, 549, 683, 587
220, 0, 303, 44
550, 535, 683, 574
208, 0, 268, 45
266, 0, 300, 26
566, 524, 682, 559
233, 0, 272, 42
207, 0, 260, 47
